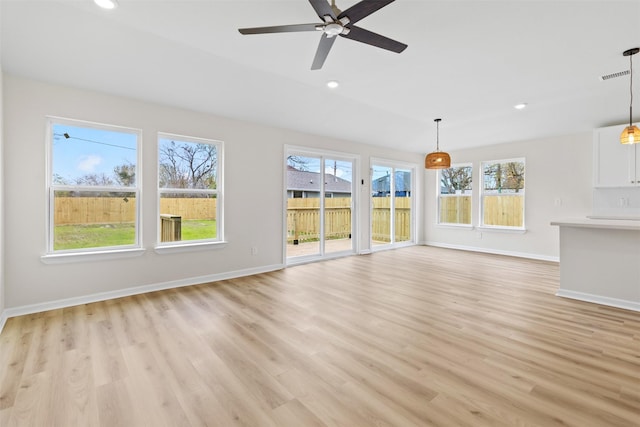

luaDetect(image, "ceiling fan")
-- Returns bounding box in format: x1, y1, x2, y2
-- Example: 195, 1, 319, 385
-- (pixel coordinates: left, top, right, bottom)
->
238, 0, 407, 70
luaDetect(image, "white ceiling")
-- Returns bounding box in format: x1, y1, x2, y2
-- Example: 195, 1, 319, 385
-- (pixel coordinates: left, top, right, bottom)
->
2, 0, 640, 153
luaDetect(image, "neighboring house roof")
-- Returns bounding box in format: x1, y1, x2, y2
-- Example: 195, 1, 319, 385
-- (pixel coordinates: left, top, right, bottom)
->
372, 171, 412, 193
287, 167, 352, 193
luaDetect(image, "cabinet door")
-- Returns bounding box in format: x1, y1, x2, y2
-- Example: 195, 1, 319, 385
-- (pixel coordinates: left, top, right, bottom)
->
593, 124, 638, 187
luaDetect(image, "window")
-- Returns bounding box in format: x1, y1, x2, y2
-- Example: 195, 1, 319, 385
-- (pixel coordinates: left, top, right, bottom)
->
47, 118, 140, 253
158, 133, 222, 246
438, 164, 472, 225
480, 158, 525, 229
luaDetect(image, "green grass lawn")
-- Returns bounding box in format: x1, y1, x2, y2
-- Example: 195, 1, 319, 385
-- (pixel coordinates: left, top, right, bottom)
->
180, 219, 217, 241
54, 220, 217, 250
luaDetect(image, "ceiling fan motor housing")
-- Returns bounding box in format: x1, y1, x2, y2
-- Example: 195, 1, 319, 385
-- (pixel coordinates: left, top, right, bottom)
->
323, 22, 350, 36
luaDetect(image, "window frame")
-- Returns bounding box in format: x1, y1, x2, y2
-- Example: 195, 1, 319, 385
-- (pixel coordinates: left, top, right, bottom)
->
284, 146, 358, 263
370, 159, 417, 249
479, 157, 526, 231
44, 117, 143, 260
437, 162, 473, 227
156, 132, 224, 250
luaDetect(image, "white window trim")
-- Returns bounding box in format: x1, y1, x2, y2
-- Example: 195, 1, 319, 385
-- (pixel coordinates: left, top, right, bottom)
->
41, 248, 146, 264
479, 157, 526, 231
476, 225, 527, 234
435, 223, 474, 230
370, 158, 417, 249
154, 240, 228, 254
156, 132, 224, 248
45, 116, 143, 258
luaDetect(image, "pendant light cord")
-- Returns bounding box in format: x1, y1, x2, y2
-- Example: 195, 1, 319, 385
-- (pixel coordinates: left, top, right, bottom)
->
630, 53, 634, 125
435, 118, 441, 151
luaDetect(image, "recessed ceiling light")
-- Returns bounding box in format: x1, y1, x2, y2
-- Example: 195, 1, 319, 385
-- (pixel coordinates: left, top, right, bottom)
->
327, 80, 339, 89
514, 103, 528, 110
94, 0, 118, 10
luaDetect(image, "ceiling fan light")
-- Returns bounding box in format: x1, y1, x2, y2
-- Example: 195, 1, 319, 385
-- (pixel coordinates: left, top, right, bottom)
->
620, 125, 640, 144
425, 151, 451, 169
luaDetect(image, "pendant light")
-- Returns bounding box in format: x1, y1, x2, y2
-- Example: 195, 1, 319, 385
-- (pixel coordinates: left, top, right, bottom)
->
620, 47, 640, 145
425, 118, 451, 169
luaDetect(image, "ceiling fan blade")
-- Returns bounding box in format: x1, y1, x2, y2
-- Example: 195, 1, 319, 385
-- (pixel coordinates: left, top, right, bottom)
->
239, 23, 319, 35
311, 34, 337, 70
338, 0, 395, 25
308, 0, 336, 20
341, 25, 407, 53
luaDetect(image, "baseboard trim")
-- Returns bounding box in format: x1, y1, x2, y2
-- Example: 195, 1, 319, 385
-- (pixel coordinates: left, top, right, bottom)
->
1, 263, 285, 325
556, 289, 640, 312
0, 310, 8, 335
423, 241, 559, 262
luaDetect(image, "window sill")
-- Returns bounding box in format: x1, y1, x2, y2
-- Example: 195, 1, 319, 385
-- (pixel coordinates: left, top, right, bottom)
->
436, 223, 473, 230
476, 226, 527, 234
154, 240, 228, 254
41, 247, 146, 264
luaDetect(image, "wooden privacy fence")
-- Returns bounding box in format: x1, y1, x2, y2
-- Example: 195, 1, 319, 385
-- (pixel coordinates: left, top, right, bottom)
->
287, 197, 412, 244
54, 197, 217, 225
56, 195, 521, 231
287, 198, 352, 244
371, 197, 411, 243
439, 194, 524, 227
482, 195, 524, 227
439, 195, 472, 224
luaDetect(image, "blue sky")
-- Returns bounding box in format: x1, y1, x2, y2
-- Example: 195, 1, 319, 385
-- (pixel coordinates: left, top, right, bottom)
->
289, 155, 354, 182
52, 123, 137, 184
288, 155, 413, 184
52, 125, 409, 187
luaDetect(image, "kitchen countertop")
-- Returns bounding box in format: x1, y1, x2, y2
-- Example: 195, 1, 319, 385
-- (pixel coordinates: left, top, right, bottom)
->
551, 218, 640, 231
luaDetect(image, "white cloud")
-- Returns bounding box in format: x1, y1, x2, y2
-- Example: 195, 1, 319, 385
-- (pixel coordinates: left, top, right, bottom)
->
77, 155, 102, 172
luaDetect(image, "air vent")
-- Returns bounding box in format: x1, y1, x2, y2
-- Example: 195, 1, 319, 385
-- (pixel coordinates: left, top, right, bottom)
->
600, 69, 630, 81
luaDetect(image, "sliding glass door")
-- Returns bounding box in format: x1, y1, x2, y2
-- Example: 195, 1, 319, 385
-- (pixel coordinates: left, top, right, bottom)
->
286, 149, 355, 262
371, 162, 414, 248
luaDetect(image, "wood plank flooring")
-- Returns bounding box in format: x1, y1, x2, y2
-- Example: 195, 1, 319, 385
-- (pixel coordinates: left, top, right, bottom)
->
1, 246, 639, 426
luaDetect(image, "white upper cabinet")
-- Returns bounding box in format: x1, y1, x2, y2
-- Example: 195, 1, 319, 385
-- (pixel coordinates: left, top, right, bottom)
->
593, 123, 640, 187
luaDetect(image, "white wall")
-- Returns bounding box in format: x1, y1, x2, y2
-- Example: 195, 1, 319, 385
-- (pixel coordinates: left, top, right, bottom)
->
0, 0, 5, 329
2, 74, 423, 311
593, 187, 640, 217
424, 133, 593, 260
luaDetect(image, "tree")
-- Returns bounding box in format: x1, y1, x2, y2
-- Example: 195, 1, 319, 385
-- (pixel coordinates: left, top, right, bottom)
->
53, 173, 69, 185
441, 166, 472, 194
483, 161, 524, 192
159, 141, 217, 189
74, 173, 114, 186
504, 162, 525, 192
113, 162, 135, 186
287, 155, 309, 171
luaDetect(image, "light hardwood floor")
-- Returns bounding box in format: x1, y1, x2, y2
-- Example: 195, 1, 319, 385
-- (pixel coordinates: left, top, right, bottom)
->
1, 246, 639, 426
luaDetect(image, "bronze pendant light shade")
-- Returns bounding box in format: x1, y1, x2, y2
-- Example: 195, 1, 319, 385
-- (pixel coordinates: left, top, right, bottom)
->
425, 118, 451, 169
620, 47, 640, 145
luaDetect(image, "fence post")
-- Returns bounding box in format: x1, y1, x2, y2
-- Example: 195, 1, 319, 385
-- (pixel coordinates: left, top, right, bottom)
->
293, 211, 299, 245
